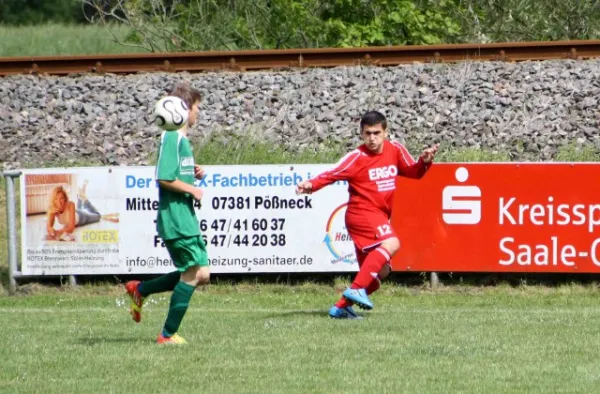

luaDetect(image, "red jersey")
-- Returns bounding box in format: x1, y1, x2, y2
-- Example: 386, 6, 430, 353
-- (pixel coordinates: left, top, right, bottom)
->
309, 140, 431, 218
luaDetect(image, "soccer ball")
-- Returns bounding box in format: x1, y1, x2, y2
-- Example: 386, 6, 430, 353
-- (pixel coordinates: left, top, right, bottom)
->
153, 96, 189, 131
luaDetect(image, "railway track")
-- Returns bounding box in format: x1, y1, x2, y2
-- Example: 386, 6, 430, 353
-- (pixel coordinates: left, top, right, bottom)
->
2, 40, 600, 76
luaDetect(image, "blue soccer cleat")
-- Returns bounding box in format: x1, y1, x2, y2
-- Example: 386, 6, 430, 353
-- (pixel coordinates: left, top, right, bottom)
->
329, 306, 348, 319
343, 306, 362, 319
329, 305, 363, 320
342, 288, 373, 310
329, 305, 362, 320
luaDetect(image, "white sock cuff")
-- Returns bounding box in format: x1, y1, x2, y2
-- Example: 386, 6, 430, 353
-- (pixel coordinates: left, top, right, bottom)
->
375, 247, 391, 261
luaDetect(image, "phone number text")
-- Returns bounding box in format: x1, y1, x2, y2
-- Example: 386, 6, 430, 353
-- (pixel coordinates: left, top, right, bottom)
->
200, 218, 285, 232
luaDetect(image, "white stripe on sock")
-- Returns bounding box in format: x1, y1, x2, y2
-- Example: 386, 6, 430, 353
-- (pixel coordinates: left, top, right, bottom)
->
376, 247, 391, 261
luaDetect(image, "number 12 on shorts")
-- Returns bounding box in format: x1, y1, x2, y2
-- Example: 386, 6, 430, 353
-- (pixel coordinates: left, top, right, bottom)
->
377, 224, 392, 237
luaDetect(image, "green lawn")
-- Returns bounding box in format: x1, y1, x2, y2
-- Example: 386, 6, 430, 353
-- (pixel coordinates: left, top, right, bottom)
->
0, 23, 147, 57
1, 284, 600, 393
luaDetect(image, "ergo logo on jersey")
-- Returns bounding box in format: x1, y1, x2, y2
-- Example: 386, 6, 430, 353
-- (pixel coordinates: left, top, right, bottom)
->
369, 165, 398, 181
442, 167, 482, 225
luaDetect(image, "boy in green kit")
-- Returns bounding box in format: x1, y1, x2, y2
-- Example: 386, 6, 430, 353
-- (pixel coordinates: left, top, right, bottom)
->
125, 83, 209, 345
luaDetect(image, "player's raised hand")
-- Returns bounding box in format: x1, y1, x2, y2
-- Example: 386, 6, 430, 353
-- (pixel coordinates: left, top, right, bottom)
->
295, 181, 313, 195
421, 144, 439, 163
194, 165, 206, 180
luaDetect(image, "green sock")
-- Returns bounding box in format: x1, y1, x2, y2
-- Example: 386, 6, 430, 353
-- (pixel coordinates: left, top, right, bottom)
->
162, 281, 195, 337
138, 271, 180, 297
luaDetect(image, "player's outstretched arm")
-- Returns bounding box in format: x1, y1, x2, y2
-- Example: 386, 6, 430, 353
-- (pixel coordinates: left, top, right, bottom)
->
394, 142, 438, 179
305, 150, 360, 192
295, 181, 313, 195
420, 144, 439, 164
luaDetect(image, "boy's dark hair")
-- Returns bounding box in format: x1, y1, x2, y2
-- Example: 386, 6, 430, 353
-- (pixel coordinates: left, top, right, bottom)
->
169, 83, 202, 109
360, 110, 387, 131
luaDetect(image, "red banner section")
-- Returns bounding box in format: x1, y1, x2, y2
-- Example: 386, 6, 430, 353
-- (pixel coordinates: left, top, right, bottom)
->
390, 163, 600, 273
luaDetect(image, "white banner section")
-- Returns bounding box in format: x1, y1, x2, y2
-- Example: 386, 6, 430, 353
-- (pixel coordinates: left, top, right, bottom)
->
20, 165, 360, 275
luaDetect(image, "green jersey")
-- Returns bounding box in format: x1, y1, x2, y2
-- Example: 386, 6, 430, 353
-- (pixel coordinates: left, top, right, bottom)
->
155, 130, 199, 240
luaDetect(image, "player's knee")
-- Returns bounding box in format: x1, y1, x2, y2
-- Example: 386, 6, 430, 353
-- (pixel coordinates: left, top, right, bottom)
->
381, 237, 400, 256
195, 267, 210, 286
181, 265, 200, 286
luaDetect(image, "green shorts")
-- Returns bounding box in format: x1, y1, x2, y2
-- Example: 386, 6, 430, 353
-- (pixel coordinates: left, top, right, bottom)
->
164, 235, 209, 272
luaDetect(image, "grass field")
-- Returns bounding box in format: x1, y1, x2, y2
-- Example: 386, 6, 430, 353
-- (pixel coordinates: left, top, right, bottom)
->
0, 23, 147, 57
2, 284, 600, 393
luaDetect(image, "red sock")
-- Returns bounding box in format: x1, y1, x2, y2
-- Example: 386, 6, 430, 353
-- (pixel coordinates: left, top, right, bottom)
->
334, 247, 385, 309
335, 297, 352, 308
351, 247, 390, 290
367, 275, 381, 294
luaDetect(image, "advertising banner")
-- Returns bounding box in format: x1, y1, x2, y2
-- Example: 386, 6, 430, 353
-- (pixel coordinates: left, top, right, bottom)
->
20, 165, 359, 275
21, 163, 600, 276
391, 163, 600, 273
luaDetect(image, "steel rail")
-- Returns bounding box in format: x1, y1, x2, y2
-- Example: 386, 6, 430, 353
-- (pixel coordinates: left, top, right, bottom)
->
1, 40, 600, 76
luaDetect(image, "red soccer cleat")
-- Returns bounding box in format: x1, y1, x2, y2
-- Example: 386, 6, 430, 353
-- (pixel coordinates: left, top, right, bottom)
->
125, 280, 145, 323
156, 333, 188, 345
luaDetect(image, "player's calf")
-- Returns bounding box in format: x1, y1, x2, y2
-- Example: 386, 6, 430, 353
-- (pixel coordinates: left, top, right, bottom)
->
367, 276, 381, 295
378, 263, 391, 280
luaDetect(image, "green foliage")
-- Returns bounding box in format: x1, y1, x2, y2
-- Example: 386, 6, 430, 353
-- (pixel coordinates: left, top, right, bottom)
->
434, 144, 511, 162
176, 0, 327, 50
321, 0, 461, 46
555, 141, 600, 162
87, 0, 599, 53
188, 133, 346, 165
0, 0, 86, 25
83, 0, 462, 52
186, 136, 599, 166
434, 0, 600, 43
5, 0, 600, 50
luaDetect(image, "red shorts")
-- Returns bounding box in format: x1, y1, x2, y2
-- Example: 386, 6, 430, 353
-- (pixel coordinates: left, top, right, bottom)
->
345, 210, 397, 257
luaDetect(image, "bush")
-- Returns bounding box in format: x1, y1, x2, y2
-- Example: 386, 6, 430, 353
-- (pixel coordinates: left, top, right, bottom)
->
0, 0, 87, 25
